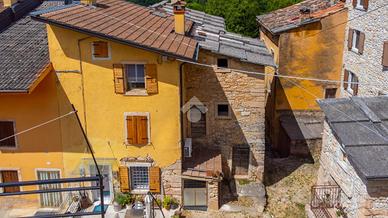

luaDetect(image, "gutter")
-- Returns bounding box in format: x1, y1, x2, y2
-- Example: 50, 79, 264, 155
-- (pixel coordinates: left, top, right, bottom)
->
179, 62, 186, 160
31, 16, 198, 62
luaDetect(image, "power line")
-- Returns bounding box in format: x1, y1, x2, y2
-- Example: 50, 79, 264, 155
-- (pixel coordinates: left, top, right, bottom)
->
177, 59, 379, 87
284, 77, 388, 142
0, 110, 76, 143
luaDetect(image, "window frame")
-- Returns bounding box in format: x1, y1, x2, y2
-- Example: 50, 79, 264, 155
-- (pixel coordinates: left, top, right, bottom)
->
355, 0, 365, 10
215, 102, 231, 119
0, 120, 18, 150
0, 168, 22, 193
124, 112, 151, 145
127, 162, 152, 194
351, 30, 360, 53
91, 41, 111, 61
324, 88, 337, 99
346, 71, 357, 94
232, 146, 250, 178
124, 64, 146, 91
217, 58, 229, 68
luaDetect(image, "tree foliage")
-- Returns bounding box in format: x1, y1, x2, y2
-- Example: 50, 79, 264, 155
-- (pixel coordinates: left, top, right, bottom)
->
128, 0, 303, 37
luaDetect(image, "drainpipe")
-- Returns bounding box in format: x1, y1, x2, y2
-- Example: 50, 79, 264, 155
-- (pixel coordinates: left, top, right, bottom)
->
77, 37, 91, 136
179, 62, 186, 160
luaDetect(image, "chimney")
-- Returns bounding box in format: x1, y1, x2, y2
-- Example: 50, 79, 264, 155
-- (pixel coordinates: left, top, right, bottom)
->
3, 0, 18, 7
171, 0, 186, 35
81, 0, 96, 6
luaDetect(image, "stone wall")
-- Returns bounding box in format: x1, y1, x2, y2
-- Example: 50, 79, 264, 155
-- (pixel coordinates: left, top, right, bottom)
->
317, 122, 388, 217
341, 0, 388, 97
184, 50, 266, 181
207, 180, 219, 211
161, 160, 182, 202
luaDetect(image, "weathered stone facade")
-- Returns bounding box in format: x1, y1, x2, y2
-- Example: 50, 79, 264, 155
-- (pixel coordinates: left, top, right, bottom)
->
341, 0, 388, 97
317, 122, 388, 217
161, 160, 182, 201
184, 50, 267, 182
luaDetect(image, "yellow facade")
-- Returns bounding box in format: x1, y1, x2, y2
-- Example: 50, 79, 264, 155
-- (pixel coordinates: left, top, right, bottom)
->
260, 9, 348, 152
0, 70, 64, 205
46, 25, 182, 178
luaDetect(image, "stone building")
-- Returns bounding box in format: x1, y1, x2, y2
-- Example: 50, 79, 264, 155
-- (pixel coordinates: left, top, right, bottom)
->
257, 0, 348, 157
152, 1, 275, 210
340, 0, 388, 97
314, 96, 388, 217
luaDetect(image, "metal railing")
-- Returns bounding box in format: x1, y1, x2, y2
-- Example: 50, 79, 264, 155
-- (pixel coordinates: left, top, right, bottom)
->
310, 185, 341, 218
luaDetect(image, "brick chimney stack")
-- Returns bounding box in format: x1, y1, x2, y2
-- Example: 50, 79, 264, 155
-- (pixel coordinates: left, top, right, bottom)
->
172, 0, 186, 35
81, 0, 97, 6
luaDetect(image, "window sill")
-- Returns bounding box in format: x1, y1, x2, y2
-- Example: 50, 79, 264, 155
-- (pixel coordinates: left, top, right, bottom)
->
215, 116, 232, 120
92, 56, 111, 61
0, 146, 17, 150
355, 6, 366, 11
350, 48, 360, 54
131, 189, 149, 195
214, 68, 231, 73
125, 142, 151, 147
234, 175, 249, 180
125, 89, 148, 96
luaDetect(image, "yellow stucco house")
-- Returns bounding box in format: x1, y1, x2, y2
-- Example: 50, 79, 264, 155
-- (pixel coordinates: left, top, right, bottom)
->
257, 0, 348, 157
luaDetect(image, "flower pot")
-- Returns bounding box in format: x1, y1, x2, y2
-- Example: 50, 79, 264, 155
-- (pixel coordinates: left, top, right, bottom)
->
113, 202, 122, 212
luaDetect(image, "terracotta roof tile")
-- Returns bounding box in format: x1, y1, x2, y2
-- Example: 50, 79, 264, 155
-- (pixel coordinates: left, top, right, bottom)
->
182, 147, 222, 180
257, 0, 345, 34
33, 0, 198, 60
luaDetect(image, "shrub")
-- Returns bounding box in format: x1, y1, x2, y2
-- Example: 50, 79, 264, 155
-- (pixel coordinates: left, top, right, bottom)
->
162, 195, 179, 210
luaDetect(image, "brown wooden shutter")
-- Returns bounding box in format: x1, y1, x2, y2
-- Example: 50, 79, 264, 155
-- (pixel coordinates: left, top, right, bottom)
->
1, 171, 20, 193
363, 0, 369, 10
93, 41, 108, 58
145, 64, 158, 94
358, 32, 365, 54
113, 64, 125, 94
352, 75, 359, 96
149, 166, 160, 193
136, 116, 148, 145
119, 166, 130, 192
126, 116, 137, 144
352, 0, 357, 8
347, 29, 354, 50
343, 70, 349, 90
382, 41, 388, 67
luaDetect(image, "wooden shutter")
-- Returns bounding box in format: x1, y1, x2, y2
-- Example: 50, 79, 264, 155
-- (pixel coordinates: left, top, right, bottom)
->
113, 64, 125, 94
149, 166, 160, 193
136, 116, 148, 145
352, 0, 357, 8
93, 41, 108, 58
352, 75, 359, 96
145, 64, 158, 94
358, 32, 365, 54
347, 29, 354, 50
363, 0, 369, 10
126, 116, 137, 144
119, 166, 130, 192
343, 70, 349, 90
1, 171, 20, 193
382, 41, 388, 67
0, 121, 16, 147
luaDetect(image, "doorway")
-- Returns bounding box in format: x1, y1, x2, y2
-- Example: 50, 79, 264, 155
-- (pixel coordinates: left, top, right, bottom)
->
37, 170, 62, 207
183, 179, 207, 210
90, 165, 112, 203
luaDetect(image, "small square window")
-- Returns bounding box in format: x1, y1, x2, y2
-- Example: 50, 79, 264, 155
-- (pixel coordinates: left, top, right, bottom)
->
325, 88, 337, 99
217, 58, 228, 68
130, 166, 149, 191
125, 64, 145, 90
217, 104, 230, 118
92, 41, 110, 59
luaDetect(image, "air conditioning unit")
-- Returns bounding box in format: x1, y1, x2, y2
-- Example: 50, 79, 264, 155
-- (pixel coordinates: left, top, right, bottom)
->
184, 138, 192, 158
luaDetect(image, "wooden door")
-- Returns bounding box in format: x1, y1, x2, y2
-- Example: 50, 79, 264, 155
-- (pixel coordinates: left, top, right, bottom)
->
1, 170, 20, 193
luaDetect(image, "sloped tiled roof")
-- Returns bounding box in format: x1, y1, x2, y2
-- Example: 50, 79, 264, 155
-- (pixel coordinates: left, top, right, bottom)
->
32, 0, 198, 60
0, 1, 63, 92
318, 96, 388, 180
152, 2, 274, 66
257, 0, 345, 34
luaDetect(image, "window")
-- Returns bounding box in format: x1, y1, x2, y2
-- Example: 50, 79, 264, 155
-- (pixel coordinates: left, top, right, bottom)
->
0, 121, 16, 148
217, 58, 228, 68
325, 88, 337, 99
343, 70, 359, 95
348, 29, 365, 54
126, 114, 149, 145
232, 146, 250, 176
125, 64, 145, 90
37, 170, 62, 207
216, 103, 231, 118
92, 41, 110, 59
0, 170, 20, 193
189, 106, 206, 138
130, 166, 149, 191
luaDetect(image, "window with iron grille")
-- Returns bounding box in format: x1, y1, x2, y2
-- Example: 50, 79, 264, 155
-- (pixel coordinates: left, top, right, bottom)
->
130, 166, 149, 190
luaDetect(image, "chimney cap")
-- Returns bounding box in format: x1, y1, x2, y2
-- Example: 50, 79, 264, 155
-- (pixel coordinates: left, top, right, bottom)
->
171, 0, 187, 7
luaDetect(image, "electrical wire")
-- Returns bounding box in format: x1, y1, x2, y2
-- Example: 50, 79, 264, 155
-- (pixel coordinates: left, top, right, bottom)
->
0, 110, 76, 143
